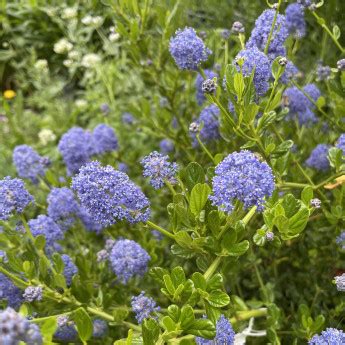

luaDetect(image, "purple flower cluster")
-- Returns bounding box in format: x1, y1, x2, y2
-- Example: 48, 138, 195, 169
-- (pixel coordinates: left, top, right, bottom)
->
0, 177, 34, 221
0, 307, 42, 345
131, 292, 160, 324
141, 151, 179, 189
13, 145, 47, 183
58, 124, 118, 174
61, 254, 78, 286
28, 215, 63, 248
169, 27, 211, 70
316, 65, 331, 81
47, 187, 80, 230
0, 273, 24, 309
72, 161, 150, 227
246, 9, 289, 60
108, 239, 150, 283
210, 150, 275, 213
309, 328, 345, 344
78, 206, 103, 233
306, 144, 330, 171
283, 84, 321, 125
196, 315, 235, 345
23, 286, 43, 302
285, 3, 306, 38
335, 134, 345, 155
54, 316, 78, 342
159, 139, 174, 155
195, 69, 218, 105
235, 47, 271, 96
192, 104, 221, 144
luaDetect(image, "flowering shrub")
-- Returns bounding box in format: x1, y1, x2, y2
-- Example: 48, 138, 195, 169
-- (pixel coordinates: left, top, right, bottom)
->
0, 1, 344, 344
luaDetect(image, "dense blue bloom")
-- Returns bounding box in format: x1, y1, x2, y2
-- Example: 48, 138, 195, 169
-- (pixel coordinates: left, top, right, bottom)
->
281, 61, 299, 84
109, 239, 150, 283
61, 254, 78, 286
335, 273, 345, 292
141, 151, 179, 189
0, 307, 42, 345
306, 144, 330, 171
92, 319, 108, 338
336, 231, 345, 250
210, 150, 275, 213
13, 145, 47, 183
235, 47, 271, 96
304, 83, 321, 105
309, 328, 345, 344
28, 215, 63, 248
196, 315, 235, 344
195, 69, 218, 105
93, 124, 118, 154
58, 127, 92, 175
0, 177, 34, 221
159, 139, 174, 154
23, 286, 43, 302
246, 9, 289, 60
285, 3, 306, 38
283, 87, 318, 125
54, 324, 78, 342
335, 134, 345, 155
72, 161, 151, 227
0, 273, 23, 309
169, 27, 211, 70
78, 207, 103, 233
47, 187, 80, 230
193, 104, 220, 143
131, 292, 160, 323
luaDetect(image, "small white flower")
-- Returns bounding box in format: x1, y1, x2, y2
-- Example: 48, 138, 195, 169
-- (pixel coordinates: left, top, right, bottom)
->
109, 32, 120, 42
54, 38, 73, 54
81, 53, 101, 68
62, 7, 78, 19
38, 129, 56, 145
109, 26, 116, 33
81, 15, 93, 25
92, 16, 103, 26
68, 50, 80, 60
34, 59, 48, 70
75, 99, 88, 108
63, 59, 73, 67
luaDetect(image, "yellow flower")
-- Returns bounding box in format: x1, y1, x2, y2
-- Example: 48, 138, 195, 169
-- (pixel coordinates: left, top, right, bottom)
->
3, 90, 16, 99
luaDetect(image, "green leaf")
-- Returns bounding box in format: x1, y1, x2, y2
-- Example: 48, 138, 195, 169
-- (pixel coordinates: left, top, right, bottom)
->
186, 319, 216, 339
207, 290, 230, 307
301, 186, 313, 206
167, 305, 180, 322
40, 317, 57, 342
179, 305, 195, 329
171, 267, 186, 287
207, 211, 221, 237
282, 194, 300, 218
183, 163, 205, 190
192, 272, 207, 290
233, 73, 245, 99
271, 56, 285, 80
333, 24, 341, 40
162, 316, 176, 332
73, 308, 93, 341
189, 183, 211, 216
207, 273, 223, 291
257, 111, 276, 132
142, 319, 160, 345
243, 103, 259, 123
34, 235, 46, 251
163, 274, 175, 295
223, 240, 249, 256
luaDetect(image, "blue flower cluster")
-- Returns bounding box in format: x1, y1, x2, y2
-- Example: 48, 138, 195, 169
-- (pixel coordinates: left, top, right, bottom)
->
0, 177, 34, 221
0, 307, 42, 344
108, 239, 150, 283
309, 328, 345, 344
141, 151, 179, 189
235, 47, 271, 96
336, 134, 345, 155
28, 215, 63, 248
58, 124, 118, 174
196, 315, 235, 344
210, 150, 275, 213
281, 61, 300, 84
61, 254, 78, 286
0, 273, 23, 309
23, 286, 43, 302
78, 206, 103, 233
169, 27, 211, 70
195, 69, 218, 105
54, 316, 78, 343
316, 64, 331, 81
246, 9, 289, 60
47, 187, 80, 230
13, 145, 47, 183
92, 319, 108, 338
283, 83, 321, 125
159, 139, 174, 155
131, 291, 160, 323
285, 3, 306, 38
72, 161, 151, 227
306, 144, 330, 171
